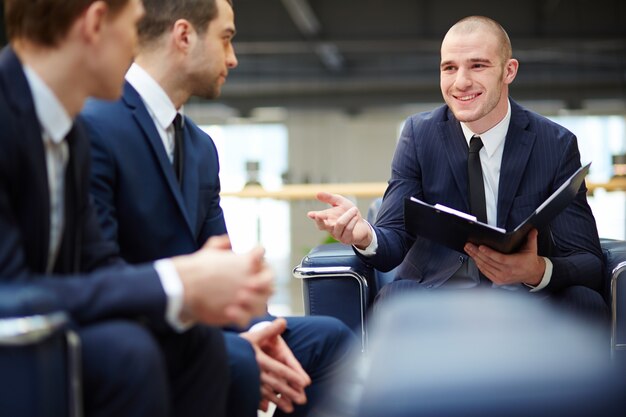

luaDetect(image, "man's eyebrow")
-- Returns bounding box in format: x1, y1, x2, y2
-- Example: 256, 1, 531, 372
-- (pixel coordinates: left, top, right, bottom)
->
440, 60, 455, 68
440, 57, 492, 68
469, 57, 491, 63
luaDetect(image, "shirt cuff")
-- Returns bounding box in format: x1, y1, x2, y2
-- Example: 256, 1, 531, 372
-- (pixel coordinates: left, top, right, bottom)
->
154, 259, 194, 332
353, 221, 378, 256
526, 257, 553, 292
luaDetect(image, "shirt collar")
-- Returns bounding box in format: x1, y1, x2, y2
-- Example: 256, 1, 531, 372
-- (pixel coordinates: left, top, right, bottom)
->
460, 99, 511, 158
22, 65, 72, 144
126, 63, 183, 130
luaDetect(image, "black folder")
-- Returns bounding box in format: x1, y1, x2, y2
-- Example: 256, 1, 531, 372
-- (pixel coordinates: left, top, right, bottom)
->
403, 163, 591, 254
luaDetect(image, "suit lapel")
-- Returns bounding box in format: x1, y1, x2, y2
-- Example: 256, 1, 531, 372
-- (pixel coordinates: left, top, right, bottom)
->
121, 83, 195, 235
1, 47, 51, 271
497, 101, 536, 228
438, 110, 471, 211
179, 119, 200, 234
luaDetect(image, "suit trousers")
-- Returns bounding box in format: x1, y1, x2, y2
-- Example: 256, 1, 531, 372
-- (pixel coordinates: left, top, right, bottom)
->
81, 321, 228, 417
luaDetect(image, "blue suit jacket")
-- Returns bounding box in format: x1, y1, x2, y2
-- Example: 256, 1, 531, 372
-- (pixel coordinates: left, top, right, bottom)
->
365, 100, 604, 293
0, 47, 166, 324
80, 82, 226, 264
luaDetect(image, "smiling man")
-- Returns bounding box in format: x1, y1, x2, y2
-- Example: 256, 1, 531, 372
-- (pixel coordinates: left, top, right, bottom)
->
307, 16, 608, 323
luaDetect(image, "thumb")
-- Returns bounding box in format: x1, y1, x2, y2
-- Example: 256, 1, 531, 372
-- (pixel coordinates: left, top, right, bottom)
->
203, 234, 232, 250
253, 318, 287, 343
523, 229, 539, 253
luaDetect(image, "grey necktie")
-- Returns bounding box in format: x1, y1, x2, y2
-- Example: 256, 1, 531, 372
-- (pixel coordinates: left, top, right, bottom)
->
44, 136, 69, 273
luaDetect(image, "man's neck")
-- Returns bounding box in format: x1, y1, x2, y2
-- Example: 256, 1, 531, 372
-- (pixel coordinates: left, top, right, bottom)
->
135, 53, 191, 110
12, 39, 87, 118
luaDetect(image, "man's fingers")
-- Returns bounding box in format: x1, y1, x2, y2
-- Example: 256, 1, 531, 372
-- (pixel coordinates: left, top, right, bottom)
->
224, 304, 251, 328
275, 340, 311, 385
258, 397, 270, 413
261, 384, 293, 413
260, 369, 306, 406
251, 318, 287, 343
315, 191, 347, 207
257, 349, 309, 390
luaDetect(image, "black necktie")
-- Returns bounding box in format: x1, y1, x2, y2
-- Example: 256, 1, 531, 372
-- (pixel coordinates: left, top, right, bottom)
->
468, 135, 488, 223
173, 113, 184, 183
468, 135, 491, 286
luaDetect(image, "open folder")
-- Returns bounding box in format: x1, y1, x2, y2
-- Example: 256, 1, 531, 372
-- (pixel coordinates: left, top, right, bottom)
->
403, 163, 591, 254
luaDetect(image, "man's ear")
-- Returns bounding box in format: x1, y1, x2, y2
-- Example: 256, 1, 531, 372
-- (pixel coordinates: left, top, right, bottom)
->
80, 0, 110, 44
504, 58, 519, 85
172, 19, 197, 52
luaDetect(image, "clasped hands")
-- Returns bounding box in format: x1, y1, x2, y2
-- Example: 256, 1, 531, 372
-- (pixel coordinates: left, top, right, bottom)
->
308, 192, 546, 286
241, 318, 311, 413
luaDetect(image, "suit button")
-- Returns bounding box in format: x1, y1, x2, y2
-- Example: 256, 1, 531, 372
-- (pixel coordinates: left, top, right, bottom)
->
459, 256, 464, 263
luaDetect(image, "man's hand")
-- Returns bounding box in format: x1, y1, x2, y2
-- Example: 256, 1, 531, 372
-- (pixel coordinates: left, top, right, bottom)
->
307, 192, 372, 249
173, 235, 274, 327
464, 228, 546, 286
240, 318, 311, 413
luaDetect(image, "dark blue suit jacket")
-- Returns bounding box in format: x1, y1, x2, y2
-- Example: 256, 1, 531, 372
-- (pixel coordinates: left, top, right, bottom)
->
80, 82, 226, 264
0, 46, 166, 325
365, 100, 604, 293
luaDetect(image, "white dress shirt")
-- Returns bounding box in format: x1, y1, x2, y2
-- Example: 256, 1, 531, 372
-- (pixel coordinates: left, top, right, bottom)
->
126, 63, 182, 162
23, 66, 71, 273
358, 100, 552, 291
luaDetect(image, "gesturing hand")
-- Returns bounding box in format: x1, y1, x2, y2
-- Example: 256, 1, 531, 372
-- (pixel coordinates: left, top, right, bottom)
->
307, 192, 372, 249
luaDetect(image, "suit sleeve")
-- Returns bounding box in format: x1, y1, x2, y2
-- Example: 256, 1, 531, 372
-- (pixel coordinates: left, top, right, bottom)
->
196, 128, 228, 243
355, 116, 421, 271
543, 134, 604, 293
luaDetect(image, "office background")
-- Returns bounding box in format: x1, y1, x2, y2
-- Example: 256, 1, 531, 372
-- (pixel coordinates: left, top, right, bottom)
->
2, 0, 625, 315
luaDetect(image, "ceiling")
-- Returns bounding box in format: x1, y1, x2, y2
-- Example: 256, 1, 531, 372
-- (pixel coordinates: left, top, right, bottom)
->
2, 0, 625, 115
220, 0, 626, 115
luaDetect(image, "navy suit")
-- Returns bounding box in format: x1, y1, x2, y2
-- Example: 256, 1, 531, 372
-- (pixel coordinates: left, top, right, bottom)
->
81, 81, 355, 417
0, 47, 228, 417
366, 101, 606, 316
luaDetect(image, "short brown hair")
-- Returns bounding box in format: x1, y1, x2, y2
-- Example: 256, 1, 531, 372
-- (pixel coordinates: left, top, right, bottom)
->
138, 0, 232, 46
4, 0, 130, 46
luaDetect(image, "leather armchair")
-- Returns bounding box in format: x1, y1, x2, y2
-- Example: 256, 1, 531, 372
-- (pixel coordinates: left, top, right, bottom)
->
294, 201, 626, 357
0, 286, 82, 417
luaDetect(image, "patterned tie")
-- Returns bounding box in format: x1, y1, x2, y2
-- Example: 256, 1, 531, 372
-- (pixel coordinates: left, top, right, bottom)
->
468, 135, 488, 223
173, 113, 184, 183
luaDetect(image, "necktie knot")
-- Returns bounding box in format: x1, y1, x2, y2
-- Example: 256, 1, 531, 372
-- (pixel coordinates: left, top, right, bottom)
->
173, 113, 183, 132
469, 135, 483, 153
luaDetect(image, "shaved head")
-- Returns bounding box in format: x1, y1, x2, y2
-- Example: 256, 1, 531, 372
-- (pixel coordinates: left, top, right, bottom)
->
445, 16, 512, 64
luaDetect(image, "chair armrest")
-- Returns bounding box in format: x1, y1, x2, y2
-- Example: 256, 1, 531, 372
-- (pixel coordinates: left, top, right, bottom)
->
0, 286, 78, 417
600, 238, 626, 356
293, 243, 374, 351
